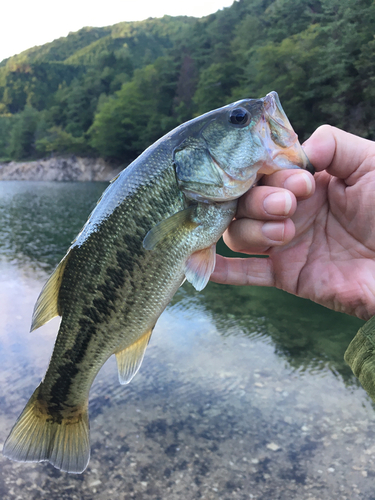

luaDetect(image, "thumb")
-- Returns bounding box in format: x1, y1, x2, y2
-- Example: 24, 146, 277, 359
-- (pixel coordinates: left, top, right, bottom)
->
303, 125, 375, 181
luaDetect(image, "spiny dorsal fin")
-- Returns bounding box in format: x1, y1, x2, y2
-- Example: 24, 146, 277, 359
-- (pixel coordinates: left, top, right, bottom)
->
115, 328, 153, 385
31, 253, 70, 332
143, 206, 197, 251
185, 244, 216, 291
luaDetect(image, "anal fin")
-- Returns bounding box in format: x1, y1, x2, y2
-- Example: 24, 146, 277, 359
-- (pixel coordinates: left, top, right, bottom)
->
115, 328, 153, 385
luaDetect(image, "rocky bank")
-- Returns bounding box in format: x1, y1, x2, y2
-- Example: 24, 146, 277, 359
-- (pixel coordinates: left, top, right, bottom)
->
0, 156, 125, 181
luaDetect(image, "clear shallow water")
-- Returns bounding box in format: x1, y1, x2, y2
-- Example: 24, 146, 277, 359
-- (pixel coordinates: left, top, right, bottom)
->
0, 181, 374, 499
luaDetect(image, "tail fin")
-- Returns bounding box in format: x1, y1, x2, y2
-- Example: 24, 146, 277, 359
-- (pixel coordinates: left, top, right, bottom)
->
3, 385, 90, 473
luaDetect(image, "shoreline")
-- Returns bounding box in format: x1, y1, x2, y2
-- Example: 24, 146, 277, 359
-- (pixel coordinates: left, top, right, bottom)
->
0, 156, 125, 182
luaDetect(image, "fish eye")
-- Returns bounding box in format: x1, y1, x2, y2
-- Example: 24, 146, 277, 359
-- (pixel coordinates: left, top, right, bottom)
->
229, 107, 251, 127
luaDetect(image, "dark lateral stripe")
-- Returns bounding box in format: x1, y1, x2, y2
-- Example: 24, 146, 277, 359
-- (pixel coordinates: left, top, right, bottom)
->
47, 164, 184, 410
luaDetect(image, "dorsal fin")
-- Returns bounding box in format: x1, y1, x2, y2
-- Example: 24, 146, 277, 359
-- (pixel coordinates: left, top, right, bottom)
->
115, 328, 153, 385
185, 244, 216, 291
31, 253, 70, 332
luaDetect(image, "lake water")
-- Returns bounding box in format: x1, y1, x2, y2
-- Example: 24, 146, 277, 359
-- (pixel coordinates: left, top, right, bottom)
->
0, 181, 374, 500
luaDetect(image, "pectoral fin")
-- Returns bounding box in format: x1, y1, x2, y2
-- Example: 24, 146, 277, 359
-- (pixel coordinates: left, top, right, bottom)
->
31, 253, 70, 331
143, 206, 197, 250
185, 244, 216, 291
115, 328, 153, 385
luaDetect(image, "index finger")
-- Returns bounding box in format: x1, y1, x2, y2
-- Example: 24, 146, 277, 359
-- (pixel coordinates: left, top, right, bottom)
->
303, 124, 375, 182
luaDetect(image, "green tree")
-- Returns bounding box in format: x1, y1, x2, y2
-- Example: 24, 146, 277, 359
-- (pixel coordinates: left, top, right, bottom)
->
263, 0, 321, 42
89, 57, 178, 159
35, 126, 90, 156
355, 37, 375, 136
173, 55, 198, 122
2, 0, 375, 161
0, 114, 14, 160
313, 0, 375, 136
7, 105, 40, 159
193, 62, 241, 114
239, 25, 322, 137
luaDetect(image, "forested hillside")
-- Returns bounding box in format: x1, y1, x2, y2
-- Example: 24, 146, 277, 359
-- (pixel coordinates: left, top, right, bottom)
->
1, 0, 374, 162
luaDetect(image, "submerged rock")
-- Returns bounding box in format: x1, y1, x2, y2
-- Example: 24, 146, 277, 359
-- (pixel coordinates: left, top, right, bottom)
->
0, 156, 124, 181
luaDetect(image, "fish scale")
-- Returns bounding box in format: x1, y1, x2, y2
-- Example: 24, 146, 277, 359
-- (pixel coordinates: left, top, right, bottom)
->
43, 166, 187, 401
3, 91, 312, 473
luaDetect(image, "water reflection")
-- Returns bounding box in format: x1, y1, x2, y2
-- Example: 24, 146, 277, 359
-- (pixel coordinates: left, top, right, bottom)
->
0, 181, 107, 271
0, 181, 364, 376
198, 281, 363, 380
0, 181, 373, 499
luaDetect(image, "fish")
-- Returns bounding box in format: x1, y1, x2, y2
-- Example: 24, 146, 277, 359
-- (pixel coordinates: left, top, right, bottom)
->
3, 91, 312, 473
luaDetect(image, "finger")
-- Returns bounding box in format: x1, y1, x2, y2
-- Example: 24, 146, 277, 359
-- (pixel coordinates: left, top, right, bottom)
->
237, 170, 315, 220
261, 170, 315, 200
236, 185, 296, 220
303, 124, 375, 181
223, 217, 295, 255
210, 254, 275, 287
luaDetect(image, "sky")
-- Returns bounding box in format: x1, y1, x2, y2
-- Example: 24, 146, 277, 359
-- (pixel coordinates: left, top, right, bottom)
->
0, 0, 235, 63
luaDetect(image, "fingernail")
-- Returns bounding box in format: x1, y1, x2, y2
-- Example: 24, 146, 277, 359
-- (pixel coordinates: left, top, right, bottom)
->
262, 221, 285, 241
263, 192, 292, 216
284, 172, 313, 196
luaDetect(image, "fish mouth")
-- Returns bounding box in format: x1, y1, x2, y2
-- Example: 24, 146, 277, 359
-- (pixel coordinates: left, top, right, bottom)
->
258, 91, 315, 175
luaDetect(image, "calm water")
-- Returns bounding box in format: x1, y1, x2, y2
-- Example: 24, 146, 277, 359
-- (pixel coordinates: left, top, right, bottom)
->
0, 181, 374, 500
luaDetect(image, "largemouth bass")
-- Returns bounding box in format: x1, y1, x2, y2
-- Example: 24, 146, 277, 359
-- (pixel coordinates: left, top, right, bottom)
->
3, 91, 312, 473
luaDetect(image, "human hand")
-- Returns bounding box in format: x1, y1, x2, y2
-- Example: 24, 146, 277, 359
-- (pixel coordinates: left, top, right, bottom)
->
211, 125, 375, 320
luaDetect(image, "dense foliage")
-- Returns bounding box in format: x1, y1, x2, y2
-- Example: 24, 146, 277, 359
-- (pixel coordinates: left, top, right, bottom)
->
1, 0, 375, 162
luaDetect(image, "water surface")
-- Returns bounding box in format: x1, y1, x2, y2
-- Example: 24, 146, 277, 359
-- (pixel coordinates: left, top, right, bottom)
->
0, 181, 374, 500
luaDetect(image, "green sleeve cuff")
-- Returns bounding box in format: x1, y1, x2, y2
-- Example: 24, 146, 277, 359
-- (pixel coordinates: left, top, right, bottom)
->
345, 315, 375, 402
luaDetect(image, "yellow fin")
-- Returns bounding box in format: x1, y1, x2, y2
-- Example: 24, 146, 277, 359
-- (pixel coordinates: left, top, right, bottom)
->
31, 253, 69, 331
3, 385, 90, 474
115, 328, 153, 385
143, 206, 197, 250
185, 244, 216, 291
